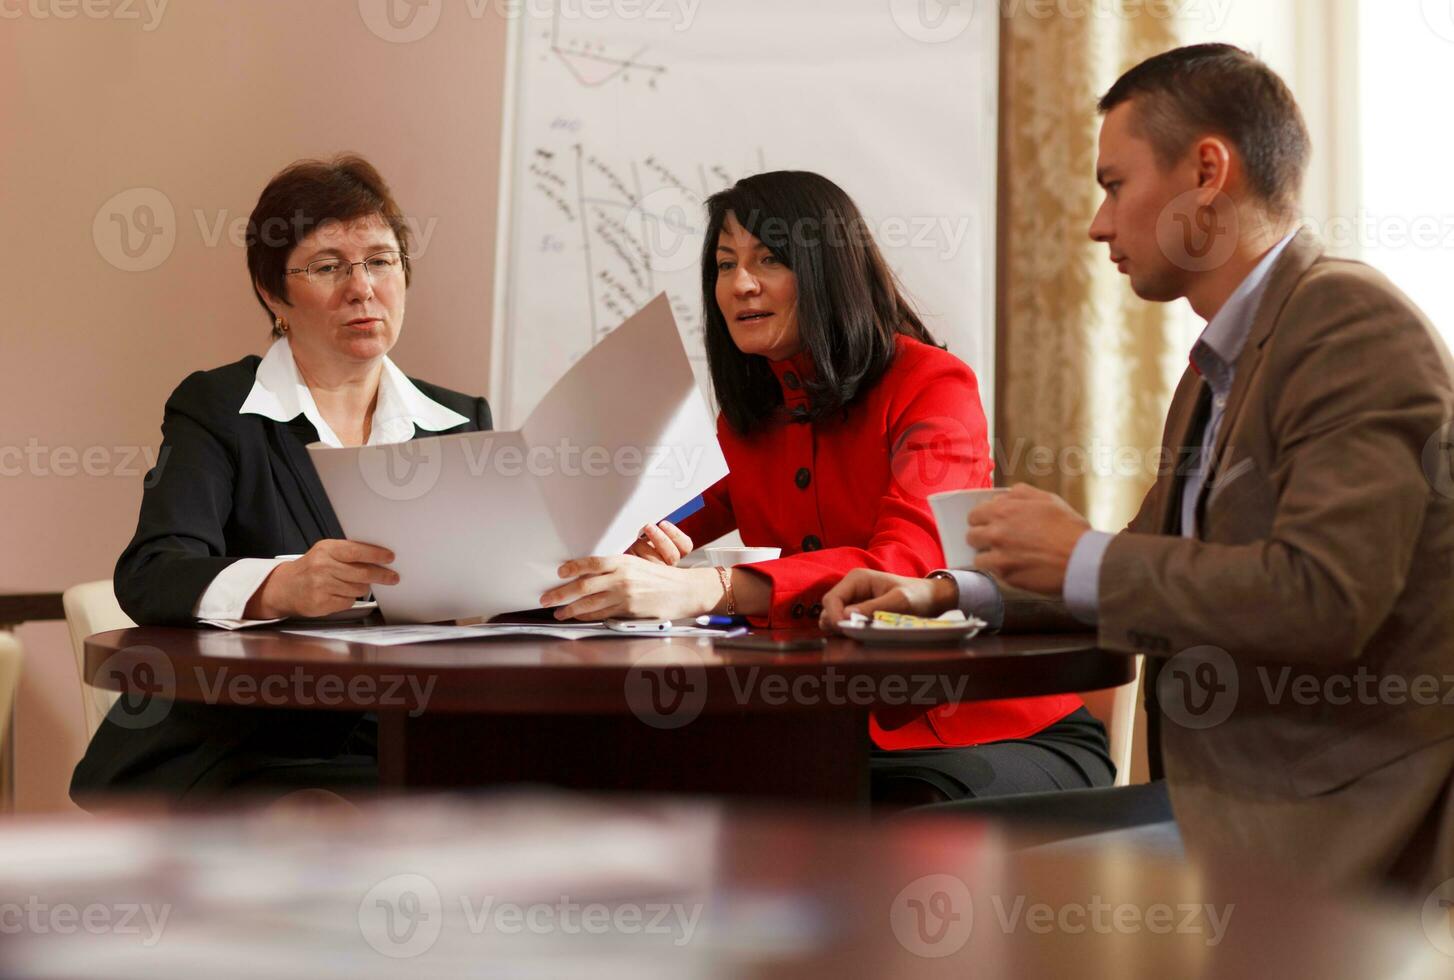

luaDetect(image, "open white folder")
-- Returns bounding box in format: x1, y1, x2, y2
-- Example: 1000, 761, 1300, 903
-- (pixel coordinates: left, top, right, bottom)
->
307, 294, 728, 623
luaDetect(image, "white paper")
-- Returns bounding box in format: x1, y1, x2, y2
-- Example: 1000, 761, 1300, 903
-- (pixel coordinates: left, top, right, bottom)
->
284, 623, 729, 646
306, 295, 728, 623
282, 624, 588, 645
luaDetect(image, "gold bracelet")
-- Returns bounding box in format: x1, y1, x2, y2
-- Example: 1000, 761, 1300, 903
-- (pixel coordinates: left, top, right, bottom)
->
715, 565, 735, 616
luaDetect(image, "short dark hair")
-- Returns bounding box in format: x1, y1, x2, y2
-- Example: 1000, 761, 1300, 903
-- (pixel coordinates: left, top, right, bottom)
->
700, 171, 939, 435
1098, 44, 1310, 219
246, 154, 413, 336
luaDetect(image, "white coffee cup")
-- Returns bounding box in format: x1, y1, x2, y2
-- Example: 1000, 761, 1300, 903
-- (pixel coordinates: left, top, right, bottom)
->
703, 546, 782, 567
929, 489, 1010, 569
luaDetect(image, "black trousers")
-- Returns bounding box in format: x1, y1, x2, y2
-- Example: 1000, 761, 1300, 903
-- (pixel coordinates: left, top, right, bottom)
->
909, 780, 1176, 849
869, 707, 1116, 807
72, 701, 381, 810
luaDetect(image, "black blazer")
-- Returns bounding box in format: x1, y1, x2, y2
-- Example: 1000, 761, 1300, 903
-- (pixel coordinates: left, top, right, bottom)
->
72, 354, 491, 805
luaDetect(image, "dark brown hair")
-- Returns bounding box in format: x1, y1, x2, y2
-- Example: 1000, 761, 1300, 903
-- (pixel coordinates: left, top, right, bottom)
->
1098, 44, 1310, 220
700, 171, 939, 435
246, 154, 413, 336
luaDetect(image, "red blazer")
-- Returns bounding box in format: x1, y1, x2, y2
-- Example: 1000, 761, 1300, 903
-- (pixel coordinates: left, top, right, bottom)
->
677, 335, 1081, 750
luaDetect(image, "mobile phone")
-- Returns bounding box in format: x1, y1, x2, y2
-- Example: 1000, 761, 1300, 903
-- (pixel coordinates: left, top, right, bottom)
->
605, 618, 673, 632
713, 633, 827, 652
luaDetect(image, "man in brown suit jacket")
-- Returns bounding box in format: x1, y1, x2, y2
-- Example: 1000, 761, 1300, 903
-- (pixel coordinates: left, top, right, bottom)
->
823, 44, 1454, 894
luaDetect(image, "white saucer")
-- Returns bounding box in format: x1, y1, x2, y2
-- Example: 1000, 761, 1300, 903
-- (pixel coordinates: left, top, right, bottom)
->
836, 617, 986, 645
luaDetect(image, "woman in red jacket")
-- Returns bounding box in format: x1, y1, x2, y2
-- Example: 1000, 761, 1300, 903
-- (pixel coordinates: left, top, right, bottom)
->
543, 171, 1112, 805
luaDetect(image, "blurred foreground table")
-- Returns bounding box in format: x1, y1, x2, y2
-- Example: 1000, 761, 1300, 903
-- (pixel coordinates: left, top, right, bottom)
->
84, 627, 1134, 803
0, 793, 1446, 979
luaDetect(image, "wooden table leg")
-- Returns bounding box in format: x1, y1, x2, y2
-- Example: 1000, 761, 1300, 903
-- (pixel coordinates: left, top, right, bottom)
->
378, 709, 871, 805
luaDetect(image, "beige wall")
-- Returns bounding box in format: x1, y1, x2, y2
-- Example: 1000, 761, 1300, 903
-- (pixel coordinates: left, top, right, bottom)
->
0, 1, 509, 811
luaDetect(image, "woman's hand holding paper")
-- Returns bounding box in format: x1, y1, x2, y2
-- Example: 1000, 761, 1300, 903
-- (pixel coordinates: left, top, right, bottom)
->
246, 540, 398, 620
542, 555, 722, 622
624, 520, 694, 566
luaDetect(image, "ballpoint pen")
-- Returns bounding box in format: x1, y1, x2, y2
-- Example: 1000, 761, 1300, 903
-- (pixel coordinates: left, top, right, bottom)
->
695, 614, 749, 628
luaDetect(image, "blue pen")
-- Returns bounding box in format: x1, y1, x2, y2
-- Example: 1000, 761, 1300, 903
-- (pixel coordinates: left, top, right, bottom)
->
695, 614, 748, 628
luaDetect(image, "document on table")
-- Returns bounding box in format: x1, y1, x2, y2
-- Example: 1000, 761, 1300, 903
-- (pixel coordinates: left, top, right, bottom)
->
306, 294, 728, 624
283, 623, 732, 646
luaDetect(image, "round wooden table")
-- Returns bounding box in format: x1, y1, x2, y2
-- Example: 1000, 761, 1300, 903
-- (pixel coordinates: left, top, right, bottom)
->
85, 627, 1135, 803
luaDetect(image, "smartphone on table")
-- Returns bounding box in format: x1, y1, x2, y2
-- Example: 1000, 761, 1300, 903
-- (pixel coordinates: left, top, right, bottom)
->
604, 618, 674, 633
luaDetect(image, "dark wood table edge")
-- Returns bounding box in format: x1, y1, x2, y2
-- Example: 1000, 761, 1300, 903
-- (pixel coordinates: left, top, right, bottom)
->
82, 627, 1137, 715
0, 592, 65, 629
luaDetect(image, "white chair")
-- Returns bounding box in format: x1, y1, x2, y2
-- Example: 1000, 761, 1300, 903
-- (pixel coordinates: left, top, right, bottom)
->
0, 630, 23, 742
0, 629, 23, 810
1077, 655, 1144, 787
62, 581, 135, 739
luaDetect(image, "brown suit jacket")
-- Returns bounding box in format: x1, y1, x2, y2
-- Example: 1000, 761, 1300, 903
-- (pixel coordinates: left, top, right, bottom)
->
1003, 229, 1454, 891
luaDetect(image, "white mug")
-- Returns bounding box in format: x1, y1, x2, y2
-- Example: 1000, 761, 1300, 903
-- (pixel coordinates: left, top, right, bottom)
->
929, 489, 1010, 569
703, 546, 782, 567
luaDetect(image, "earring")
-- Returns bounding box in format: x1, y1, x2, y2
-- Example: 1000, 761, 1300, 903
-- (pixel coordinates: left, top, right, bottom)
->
275, 316, 288, 334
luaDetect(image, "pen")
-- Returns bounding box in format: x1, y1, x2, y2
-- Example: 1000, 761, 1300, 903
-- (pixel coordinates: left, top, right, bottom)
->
695, 614, 748, 628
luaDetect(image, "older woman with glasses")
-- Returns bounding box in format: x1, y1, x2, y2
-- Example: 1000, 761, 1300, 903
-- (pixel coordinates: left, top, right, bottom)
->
71, 154, 492, 809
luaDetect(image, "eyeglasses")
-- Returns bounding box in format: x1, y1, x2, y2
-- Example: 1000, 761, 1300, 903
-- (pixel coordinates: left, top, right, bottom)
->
285, 250, 406, 286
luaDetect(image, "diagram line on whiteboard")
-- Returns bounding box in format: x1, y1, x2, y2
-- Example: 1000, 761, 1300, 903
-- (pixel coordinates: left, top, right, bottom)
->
630, 160, 654, 296
549, 1, 665, 88
554, 45, 664, 78
573, 143, 597, 343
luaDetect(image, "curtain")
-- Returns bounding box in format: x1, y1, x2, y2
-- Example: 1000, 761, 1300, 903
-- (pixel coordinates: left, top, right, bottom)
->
996, 6, 1187, 530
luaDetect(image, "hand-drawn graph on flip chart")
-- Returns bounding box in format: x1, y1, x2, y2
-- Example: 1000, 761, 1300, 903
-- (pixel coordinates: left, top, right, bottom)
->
491, 0, 999, 430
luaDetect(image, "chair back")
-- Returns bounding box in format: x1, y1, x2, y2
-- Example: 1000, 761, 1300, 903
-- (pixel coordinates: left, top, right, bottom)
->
0, 629, 22, 811
62, 581, 135, 738
0, 629, 23, 751
1077, 655, 1144, 787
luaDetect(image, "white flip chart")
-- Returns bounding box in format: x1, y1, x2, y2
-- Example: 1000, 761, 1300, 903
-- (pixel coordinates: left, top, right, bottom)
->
493, 0, 999, 431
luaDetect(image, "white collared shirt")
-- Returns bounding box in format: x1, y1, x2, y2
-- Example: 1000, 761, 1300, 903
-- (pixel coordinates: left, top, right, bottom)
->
237, 336, 470, 447
196, 338, 470, 625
